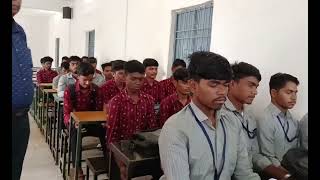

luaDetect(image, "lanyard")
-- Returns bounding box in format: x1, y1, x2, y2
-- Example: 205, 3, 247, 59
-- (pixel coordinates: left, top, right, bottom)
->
188, 105, 226, 180
232, 111, 257, 139
276, 115, 298, 142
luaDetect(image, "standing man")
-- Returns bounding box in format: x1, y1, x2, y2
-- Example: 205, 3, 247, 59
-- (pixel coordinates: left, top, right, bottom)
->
159, 51, 260, 180
12, 0, 34, 179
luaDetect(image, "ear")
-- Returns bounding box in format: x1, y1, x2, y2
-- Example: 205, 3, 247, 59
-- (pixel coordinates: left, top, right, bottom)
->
230, 80, 236, 88
270, 89, 277, 98
189, 79, 197, 93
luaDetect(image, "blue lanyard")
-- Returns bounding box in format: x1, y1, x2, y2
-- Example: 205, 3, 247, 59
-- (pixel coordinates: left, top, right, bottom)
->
276, 115, 298, 142
232, 111, 257, 139
188, 105, 226, 180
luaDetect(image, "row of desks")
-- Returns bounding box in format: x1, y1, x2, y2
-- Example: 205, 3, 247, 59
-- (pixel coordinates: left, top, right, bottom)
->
31, 83, 162, 180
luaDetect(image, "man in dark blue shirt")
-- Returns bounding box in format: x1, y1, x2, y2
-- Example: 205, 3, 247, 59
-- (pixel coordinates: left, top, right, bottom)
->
12, 0, 34, 179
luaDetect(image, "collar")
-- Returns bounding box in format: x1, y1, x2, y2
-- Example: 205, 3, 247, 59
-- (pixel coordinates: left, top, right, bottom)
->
121, 89, 143, 104
267, 102, 292, 119
74, 81, 93, 92
189, 101, 222, 123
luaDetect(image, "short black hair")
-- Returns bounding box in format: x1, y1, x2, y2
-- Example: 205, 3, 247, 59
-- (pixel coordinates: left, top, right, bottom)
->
173, 67, 190, 82
40, 56, 54, 64
101, 62, 112, 70
69, 56, 81, 62
231, 62, 261, 81
88, 57, 97, 64
172, 59, 186, 68
77, 62, 95, 76
143, 58, 159, 68
81, 56, 89, 63
62, 56, 69, 60
269, 73, 299, 92
188, 51, 232, 81
60, 61, 70, 70
124, 60, 145, 74
111, 60, 126, 72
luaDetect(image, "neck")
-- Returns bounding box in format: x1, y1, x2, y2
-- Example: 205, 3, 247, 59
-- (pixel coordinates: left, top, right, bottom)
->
227, 94, 244, 112
146, 77, 154, 85
116, 81, 124, 90
192, 97, 216, 127
177, 92, 188, 101
126, 88, 139, 97
271, 100, 288, 113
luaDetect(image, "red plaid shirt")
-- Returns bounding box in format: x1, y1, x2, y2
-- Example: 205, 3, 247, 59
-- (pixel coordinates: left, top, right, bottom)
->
159, 77, 176, 101
36, 69, 58, 83
63, 81, 103, 126
106, 90, 158, 144
159, 93, 191, 127
140, 78, 160, 103
100, 79, 125, 105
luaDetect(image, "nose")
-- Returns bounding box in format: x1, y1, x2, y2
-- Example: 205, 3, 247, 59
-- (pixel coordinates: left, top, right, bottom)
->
217, 84, 228, 95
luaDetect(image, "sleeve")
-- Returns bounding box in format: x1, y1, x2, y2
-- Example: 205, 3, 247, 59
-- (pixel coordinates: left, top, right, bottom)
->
63, 87, 72, 127
147, 98, 158, 129
107, 98, 121, 144
299, 114, 308, 150
233, 129, 261, 180
257, 116, 281, 168
36, 71, 43, 84
96, 87, 103, 111
52, 76, 59, 89
57, 75, 67, 97
158, 124, 190, 180
251, 136, 270, 172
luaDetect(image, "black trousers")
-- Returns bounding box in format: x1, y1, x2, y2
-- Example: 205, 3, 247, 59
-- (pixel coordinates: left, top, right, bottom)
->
12, 109, 30, 180
70, 124, 107, 167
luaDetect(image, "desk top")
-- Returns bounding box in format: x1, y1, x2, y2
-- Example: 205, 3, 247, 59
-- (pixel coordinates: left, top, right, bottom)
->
38, 83, 53, 87
43, 89, 57, 93
71, 111, 107, 123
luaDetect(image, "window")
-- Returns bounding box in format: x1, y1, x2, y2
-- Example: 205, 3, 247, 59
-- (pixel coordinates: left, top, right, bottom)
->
88, 30, 95, 57
55, 38, 60, 67
174, 3, 213, 61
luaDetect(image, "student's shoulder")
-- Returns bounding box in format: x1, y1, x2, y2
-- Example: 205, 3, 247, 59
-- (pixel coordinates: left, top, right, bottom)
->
163, 106, 191, 128
109, 92, 124, 104
140, 92, 155, 103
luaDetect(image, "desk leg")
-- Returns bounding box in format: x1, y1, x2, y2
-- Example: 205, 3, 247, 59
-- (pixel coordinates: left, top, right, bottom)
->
109, 150, 121, 180
74, 122, 82, 180
56, 103, 62, 165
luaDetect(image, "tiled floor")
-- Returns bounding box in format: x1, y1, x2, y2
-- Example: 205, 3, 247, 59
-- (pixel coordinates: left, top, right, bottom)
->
21, 114, 63, 180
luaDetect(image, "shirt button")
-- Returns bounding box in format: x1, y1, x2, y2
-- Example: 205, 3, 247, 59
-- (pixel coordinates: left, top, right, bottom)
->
23, 78, 26, 81
19, 64, 22, 67
25, 93, 28, 96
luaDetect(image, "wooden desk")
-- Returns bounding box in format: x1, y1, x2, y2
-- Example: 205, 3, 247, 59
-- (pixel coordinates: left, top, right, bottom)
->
52, 94, 64, 165
109, 140, 162, 180
38, 83, 53, 87
69, 111, 107, 180
42, 89, 57, 139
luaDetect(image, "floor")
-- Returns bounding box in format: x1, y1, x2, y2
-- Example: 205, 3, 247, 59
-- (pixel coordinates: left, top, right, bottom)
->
20, 114, 108, 180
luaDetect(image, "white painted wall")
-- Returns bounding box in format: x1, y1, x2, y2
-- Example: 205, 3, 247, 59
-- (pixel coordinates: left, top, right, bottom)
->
212, 0, 308, 119
14, 8, 70, 68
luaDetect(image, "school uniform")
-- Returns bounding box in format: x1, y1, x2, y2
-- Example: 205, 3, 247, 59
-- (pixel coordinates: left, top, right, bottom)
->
57, 72, 77, 97
299, 113, 308, 151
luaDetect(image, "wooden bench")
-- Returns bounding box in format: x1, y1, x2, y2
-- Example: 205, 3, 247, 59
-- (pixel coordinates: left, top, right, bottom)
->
85, 156, 108, 180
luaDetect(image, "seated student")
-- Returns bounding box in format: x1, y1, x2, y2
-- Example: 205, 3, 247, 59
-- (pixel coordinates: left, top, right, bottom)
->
257, 73, 300, 180
57, 56, 81, 97
299, 113, 308, 151
159, 51, 260, 180
101, 61, 113, 81
36, 56, 58, 84
56, 56, 69, 73
100, 60, 126, 108
159, 59, 186, 100
106, 60, 159, 144
52, 62, 69, 89
140, 58, 161, 104
88, 57, 103, 75
221, 62, 269, 173
63, 62, 106, 179
159, 67, 191, 127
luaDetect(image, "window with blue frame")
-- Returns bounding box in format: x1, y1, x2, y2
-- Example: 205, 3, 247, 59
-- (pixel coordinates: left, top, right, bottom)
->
174, 3, 213, 61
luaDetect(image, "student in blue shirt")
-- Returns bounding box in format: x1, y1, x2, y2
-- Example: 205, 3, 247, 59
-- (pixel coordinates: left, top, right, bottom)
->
12, 0, 34, 179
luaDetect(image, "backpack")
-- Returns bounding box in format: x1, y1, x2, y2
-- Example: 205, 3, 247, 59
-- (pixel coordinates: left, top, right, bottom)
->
281, 147, 308, 180
69, 83, 98, 111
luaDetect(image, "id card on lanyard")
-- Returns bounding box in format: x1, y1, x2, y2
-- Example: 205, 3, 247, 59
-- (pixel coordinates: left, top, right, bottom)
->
188, 105, 227, 180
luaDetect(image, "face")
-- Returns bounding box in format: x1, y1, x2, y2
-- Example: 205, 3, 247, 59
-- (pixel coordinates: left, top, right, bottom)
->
145, 66, 158, 79
229, 76, 259, 105
125, 72, 145, 92
172, 65, 184, 74
61, 68, 69, 75
113, 70, 126, 83
271, 81, 298, 110
12, 0, 22, 17
69, 61, 79, 73
190, 79, 229, 110
173, 80, 190, 95
103, 66, 113, 80
43, 62, 52, 70
91, 63, 97, 69
77, 74, 94, 89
